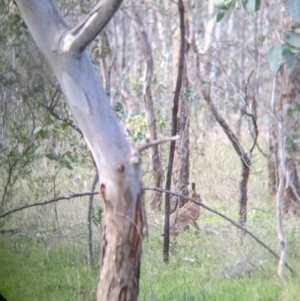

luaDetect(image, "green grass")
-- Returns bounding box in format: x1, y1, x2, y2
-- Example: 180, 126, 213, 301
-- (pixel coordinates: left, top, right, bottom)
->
0, 236, 97, 301
139, 233, 298, 301
1, 212, 300, 301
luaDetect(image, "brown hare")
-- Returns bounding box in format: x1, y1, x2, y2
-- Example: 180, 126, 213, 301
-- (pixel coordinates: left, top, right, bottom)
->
169, 183, 202, 236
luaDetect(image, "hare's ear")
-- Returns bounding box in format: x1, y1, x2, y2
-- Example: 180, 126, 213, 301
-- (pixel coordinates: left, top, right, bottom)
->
187, 182, 196, 193
191, 182, 196, 193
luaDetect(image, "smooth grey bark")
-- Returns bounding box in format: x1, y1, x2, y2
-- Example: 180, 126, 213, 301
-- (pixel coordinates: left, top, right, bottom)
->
15, 1, 145, 300
276, 118, 287, 279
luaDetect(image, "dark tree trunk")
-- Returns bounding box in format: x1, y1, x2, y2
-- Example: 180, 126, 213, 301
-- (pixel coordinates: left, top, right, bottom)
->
170, 0, 193, 211
239, 159, 250, 227
268, 122, 279, 198
163, 0, 185, 263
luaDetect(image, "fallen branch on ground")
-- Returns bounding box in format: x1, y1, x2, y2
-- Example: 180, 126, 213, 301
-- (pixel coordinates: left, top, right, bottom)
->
144, 186, 296, 275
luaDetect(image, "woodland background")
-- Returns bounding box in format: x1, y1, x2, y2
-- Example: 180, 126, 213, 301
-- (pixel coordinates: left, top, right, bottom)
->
1, 0, 300, 300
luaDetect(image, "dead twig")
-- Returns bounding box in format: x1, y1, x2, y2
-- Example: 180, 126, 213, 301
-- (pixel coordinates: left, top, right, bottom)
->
0, 192, 98, 219
138, 136, 179, 153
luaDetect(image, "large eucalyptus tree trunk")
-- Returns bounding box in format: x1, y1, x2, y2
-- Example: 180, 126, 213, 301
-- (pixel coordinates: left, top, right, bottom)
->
15, 1, 145, 300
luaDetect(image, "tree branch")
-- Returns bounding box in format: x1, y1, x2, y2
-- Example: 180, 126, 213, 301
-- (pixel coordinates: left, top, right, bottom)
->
45, 105, 83, 135
0, 192, 98, 219
0, 144, 34, 212
244, 71, 259, 155
65, 0, 124, 52
138, 136, 179, 153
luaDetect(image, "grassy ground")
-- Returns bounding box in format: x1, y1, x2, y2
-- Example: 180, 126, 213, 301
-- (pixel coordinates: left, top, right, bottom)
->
0, 236, 98, 301
1, 132, 299, 300
1, 209, 299, 301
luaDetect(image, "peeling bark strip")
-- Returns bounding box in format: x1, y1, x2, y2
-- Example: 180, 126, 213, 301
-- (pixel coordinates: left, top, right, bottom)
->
15, 1, 145, 300
98, 185, 144, 300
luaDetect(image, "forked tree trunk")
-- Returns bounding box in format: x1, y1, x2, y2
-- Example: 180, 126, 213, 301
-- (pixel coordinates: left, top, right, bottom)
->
15, 1, 145, 300
203, 89, 251, 229
191, 10, 254, 230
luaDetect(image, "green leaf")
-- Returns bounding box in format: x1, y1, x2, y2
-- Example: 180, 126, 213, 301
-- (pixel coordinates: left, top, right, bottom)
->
113, 102, 124, 115
80, 8, 89, 15
22, 93, 28, 100
61, 159, 73, 170
287, 103, 300, 115
217, 8, 226, 22
282, 43, 297, 70
40, 129, 49, 139
63, 151, 76, 163
61, 123, 69, 130
33, 85, 44, 94
215, 1, 235, 22
267, 45, 282, 72
244, 0, 261, 14
286, 0, 300, 22
137, 132, 144, 141
70, 139, 78, 146
289, 45, 299, 54
46, 149, 59, 161
285, 30, 300, 47
1, 147, 9, 155
34, 127, 50, 140
213, 0, 227, 9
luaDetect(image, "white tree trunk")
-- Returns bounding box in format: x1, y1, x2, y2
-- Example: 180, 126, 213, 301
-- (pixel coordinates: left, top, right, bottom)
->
277, 117, 287, 279
15, 1, 145, 300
